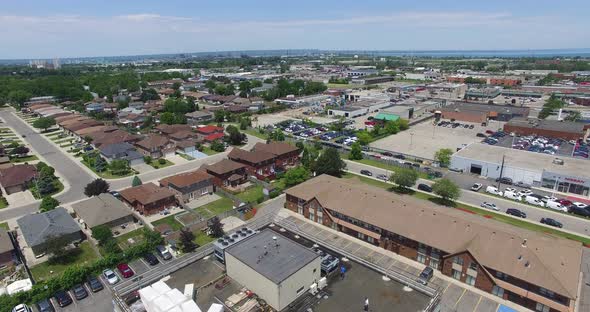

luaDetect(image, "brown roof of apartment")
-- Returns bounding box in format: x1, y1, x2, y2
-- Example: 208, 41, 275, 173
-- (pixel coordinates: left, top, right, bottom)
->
204, 159, 246, 175
160, 170, 211, 188
74, 125, 118, 137
59, 116, 90, 126
285, 175, 582, 298
91, 130, 141, 147
135, 134, 170, 150
228, 148, 275, 164
120, 183, 176, 206
155, 124, 192, 135
28, 103, 53, 110
175, 138, 199, 149
63, 120, 102, 131
169, 130, 197, 141
0, 164, 37, 188
253, 142, 299, 157
54, 114, 81, 123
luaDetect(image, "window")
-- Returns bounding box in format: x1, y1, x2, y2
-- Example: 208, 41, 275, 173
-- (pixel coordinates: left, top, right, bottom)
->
367, 236, 374, 244
539, 287, 555, 299
469, 262, 478, 271
429, 258, 439, 269
297, 206, 303, 215
309, 209, 315, 221
296, 286, 305, 294
452, 269, 461, 280
417, 253, 426, 264
453, 256, 464, 266
317, 214, 323, 224
495, 271, 507, 280
357, 232, 366, 240
465, 275, 476, 286
492, 285, 504, 298
535, 303, 550, 312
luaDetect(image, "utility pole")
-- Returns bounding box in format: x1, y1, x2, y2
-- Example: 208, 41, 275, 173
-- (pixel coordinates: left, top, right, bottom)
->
497, 155, 506, 189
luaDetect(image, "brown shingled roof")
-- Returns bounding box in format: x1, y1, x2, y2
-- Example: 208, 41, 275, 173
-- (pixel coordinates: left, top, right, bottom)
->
228, 148, 274, 164
135, 134, 171, 150
253, 142, 299, 157
120, 183, 176, 206
0, 164, 37, 188
204, 159, 246, 175
285, 175, 582, 298
160, 170, 211, 188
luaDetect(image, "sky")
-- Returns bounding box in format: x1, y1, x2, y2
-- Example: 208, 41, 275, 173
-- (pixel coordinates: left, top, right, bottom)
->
1, 0, 589, 59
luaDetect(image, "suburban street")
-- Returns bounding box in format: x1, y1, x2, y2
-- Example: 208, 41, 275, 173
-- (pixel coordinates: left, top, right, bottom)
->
345, 160, 590, 238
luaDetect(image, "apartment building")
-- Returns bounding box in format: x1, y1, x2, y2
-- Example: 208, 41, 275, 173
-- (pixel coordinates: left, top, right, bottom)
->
284, 175, 582, 312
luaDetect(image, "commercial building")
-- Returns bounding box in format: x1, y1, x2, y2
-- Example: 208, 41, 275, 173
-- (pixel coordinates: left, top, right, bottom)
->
451, 143, 590, 198
224, 229, 321, 311
440, 102, 530, 123
285, 175, 582, 312
503, 118, 589, 141
426, 83, 468, 99
465, 88, 502, 100
350, 76, 394, 85
327, 106, 367, 118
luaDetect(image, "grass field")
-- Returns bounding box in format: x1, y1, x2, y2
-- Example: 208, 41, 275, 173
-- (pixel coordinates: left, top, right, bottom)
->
236, 185, 264, 203
10, 155, 39, 163
152, 213, 184, 231
194, 197, 234, 218
243, 128, 269, 140
201, 146, 221, 156
30, 242, 98, 281
115, 228, 145, 250
194, 231, 216, 246
148, 159, 174, 169
81, 160, 136, 179
0, 197, 8, 209
0, 222, 8, 230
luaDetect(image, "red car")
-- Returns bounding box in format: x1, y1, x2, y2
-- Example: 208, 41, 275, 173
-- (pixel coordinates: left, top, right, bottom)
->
558, 199, 573, 207
117, 263, 134, 278
485, 130, 495, 134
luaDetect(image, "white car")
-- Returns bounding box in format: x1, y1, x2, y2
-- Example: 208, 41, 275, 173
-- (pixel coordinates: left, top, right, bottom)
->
504, 187, 516, 193
103, 269, 119, 285
471, 183, 483, 191
12, 304, 32, 312
541, 196, 558, 203
517, 189, 533, 197
481, 202, 499, 211
573, 202, 589, 208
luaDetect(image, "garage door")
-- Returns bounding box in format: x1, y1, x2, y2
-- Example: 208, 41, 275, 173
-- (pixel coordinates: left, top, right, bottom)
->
470, 164, 482, 175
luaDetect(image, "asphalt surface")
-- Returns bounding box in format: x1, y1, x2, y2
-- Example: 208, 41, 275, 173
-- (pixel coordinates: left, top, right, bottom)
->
345, 160, 590, 238
0, 109, 95, 220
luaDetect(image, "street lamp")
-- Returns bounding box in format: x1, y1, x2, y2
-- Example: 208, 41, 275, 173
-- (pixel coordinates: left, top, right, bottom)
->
409, 132, 414, 149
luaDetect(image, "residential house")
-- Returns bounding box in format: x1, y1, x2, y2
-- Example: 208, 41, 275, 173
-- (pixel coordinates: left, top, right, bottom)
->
62, 119, 103, 135
119, 183, 177, 215
203, 159, 248, 188
202, 94, 238, 105
285, 175, 582, 312
99, 142, 144, 166
155, 124, 192, 137
195, 125, 224, 141
85, 102, 104, 113
135, 134, 175, 159
159, 170, 214, 203
54, 114, 82, 123
0, 229, 15, 269
0, 164, 38, 195
16, 207, 84, 255
90, 129, 141, 148
74, 125, 118, 141
175, 139, 200, 154
71, 193, 135, 230
228, 148, 276, 180
253, 142, 300, 171
185, 111, 213, 126
168, 130, 200, 144
118, 113, 146, 128
147, 79, 182, 89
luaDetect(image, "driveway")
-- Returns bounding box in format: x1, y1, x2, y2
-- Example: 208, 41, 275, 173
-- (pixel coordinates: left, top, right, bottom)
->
5, 190, 36, 207
0, 109, 96, 220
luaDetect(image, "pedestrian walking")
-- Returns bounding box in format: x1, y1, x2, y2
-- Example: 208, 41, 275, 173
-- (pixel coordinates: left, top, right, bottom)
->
363, 297, 369, 311
340, 265, 346, 279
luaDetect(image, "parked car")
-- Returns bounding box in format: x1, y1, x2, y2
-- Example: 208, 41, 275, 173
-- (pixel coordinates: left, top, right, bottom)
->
103, 269, 119, 285
417, 267, 434, 285
558, 199, 573, 207
572, 202, 589, 209
143, 252, 160, 266
117, 263, 134, 278
72, 284, 88, 301
480, 202, 499, 211
485, 186, 503, 196
503, 191, 522, 201
87, 276, 104, 292
541, 196, 558, 203
470, 183, 482, 191
381, 151, 394, 157
376, 174, 388, 181
517, 189, 533, 197
35, 299, 54, 312
11, 304, 32, 312
495, 177, 513, 185
546, 201, 567, 212
569, 206, 590, 217
540, 218, 563, 228
417, 184, 432, 192
360, 170, 372, 176
506, 208, 526, 218
525, 195, 545, 207
476, 133, 486, 138
156, 245, 173, 260
54, 290, 73, 307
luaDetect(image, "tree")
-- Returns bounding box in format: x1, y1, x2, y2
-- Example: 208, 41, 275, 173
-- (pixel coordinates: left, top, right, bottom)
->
94, 156, 107, 172
349, 142, 363, 160
565, 111, 582, 121
45, 236, 69, 263
239, 116, 251, 130
210, 140, 226, 152
356, 131, 372, 146
39, 196, 60, 212
132, 176, 142, 187
432, 178, 461, 202
92, 225, 113, 246
226, 125, 245, 145
390, 167, 418, 190
179, 228, 197, 253
84, 178, 110, 197
32, 117, 56, 132
385, 120, 400, 134
143, 156, 152, 164
7, 90, 32, 107
284, 166, 310, 187
214, 110, 225, 122
83, 135, 93, 144
109, 159, 131, 175
313, 148, 346, 177
268, 129, 285, 141
37, 175, 56, 196
434, 148, 453, 167
208, 217, 225, 238
10, 145, 29, 155
140, 89, 160, 102
295, 141, 304, 150
301, 146, 318, 170
160, 112, 177, 125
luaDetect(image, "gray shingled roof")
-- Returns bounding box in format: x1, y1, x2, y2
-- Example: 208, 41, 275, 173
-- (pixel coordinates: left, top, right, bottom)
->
17, 207, 81, 248
71, 193, 132, 228
225, 229, 319, 284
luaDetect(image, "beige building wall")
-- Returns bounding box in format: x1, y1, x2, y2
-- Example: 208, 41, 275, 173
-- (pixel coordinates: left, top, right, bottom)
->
278, 257, 321, 310
225, 252, 280, 309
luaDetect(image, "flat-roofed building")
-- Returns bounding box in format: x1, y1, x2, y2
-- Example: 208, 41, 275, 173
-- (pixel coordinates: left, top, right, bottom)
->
504, 118, 590, 141
440, 102, 529, 123
285, 175, 582, 312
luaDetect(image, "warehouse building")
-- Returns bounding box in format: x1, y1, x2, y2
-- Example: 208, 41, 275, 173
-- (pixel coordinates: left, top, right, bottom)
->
504, 118, 589, 141
451, 143, 590, 198
327, 106, 367, 118
224, 229, 321, 311
440, 102, 530, 123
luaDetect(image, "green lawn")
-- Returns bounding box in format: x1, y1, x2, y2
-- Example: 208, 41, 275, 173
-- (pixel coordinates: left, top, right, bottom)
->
201, 146, 220, 156
0, 197, 8, 209
80, 160, 136, 179
30, 179, 64, 199
178, 153, 195, 161
10, 155, 38, 163
193, 231, 216, 246
243, 128, 269, 140
0, 222, 8, 230
152, 213, 184, 231
148, 159, 174, 169
30, 242, 98, 281
236, 185, 264, 203
60, 143, 75, 148
54, 138, 74, 144
342, 172, 590, 245
115, 227, 145, 249
194, 197, 234, 218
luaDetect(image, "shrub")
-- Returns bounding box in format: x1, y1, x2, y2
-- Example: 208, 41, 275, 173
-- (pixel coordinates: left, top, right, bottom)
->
158, 158, 166, 165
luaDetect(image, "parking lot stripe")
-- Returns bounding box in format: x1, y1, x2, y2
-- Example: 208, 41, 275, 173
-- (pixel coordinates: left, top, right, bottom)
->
453, 288, 467, 309
442, 282, 452, 294
472, 296, 482, 312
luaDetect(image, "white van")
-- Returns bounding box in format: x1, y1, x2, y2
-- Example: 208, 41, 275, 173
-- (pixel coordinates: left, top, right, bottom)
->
503, 191, 522, 201
546, 201, 567, 212
485, 186, 503, 196
525, 195, 545, 207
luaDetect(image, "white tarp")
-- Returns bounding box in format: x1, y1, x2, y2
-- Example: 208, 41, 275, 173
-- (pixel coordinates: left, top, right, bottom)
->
7, 279, 32, 295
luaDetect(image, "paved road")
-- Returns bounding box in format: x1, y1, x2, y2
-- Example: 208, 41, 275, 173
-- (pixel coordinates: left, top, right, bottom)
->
345, 160, 590, 238
0, 109, 96, 220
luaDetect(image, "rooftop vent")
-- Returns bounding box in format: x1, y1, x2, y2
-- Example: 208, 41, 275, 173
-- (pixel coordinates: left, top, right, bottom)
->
522, 239, 527, 247
518, 255, 523, 261
221, 241, 228, 246
525, 261, 530, 268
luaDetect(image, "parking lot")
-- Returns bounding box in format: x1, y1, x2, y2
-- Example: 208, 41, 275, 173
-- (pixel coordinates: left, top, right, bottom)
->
370, 119, 504, 160
491, 133, 580, 158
